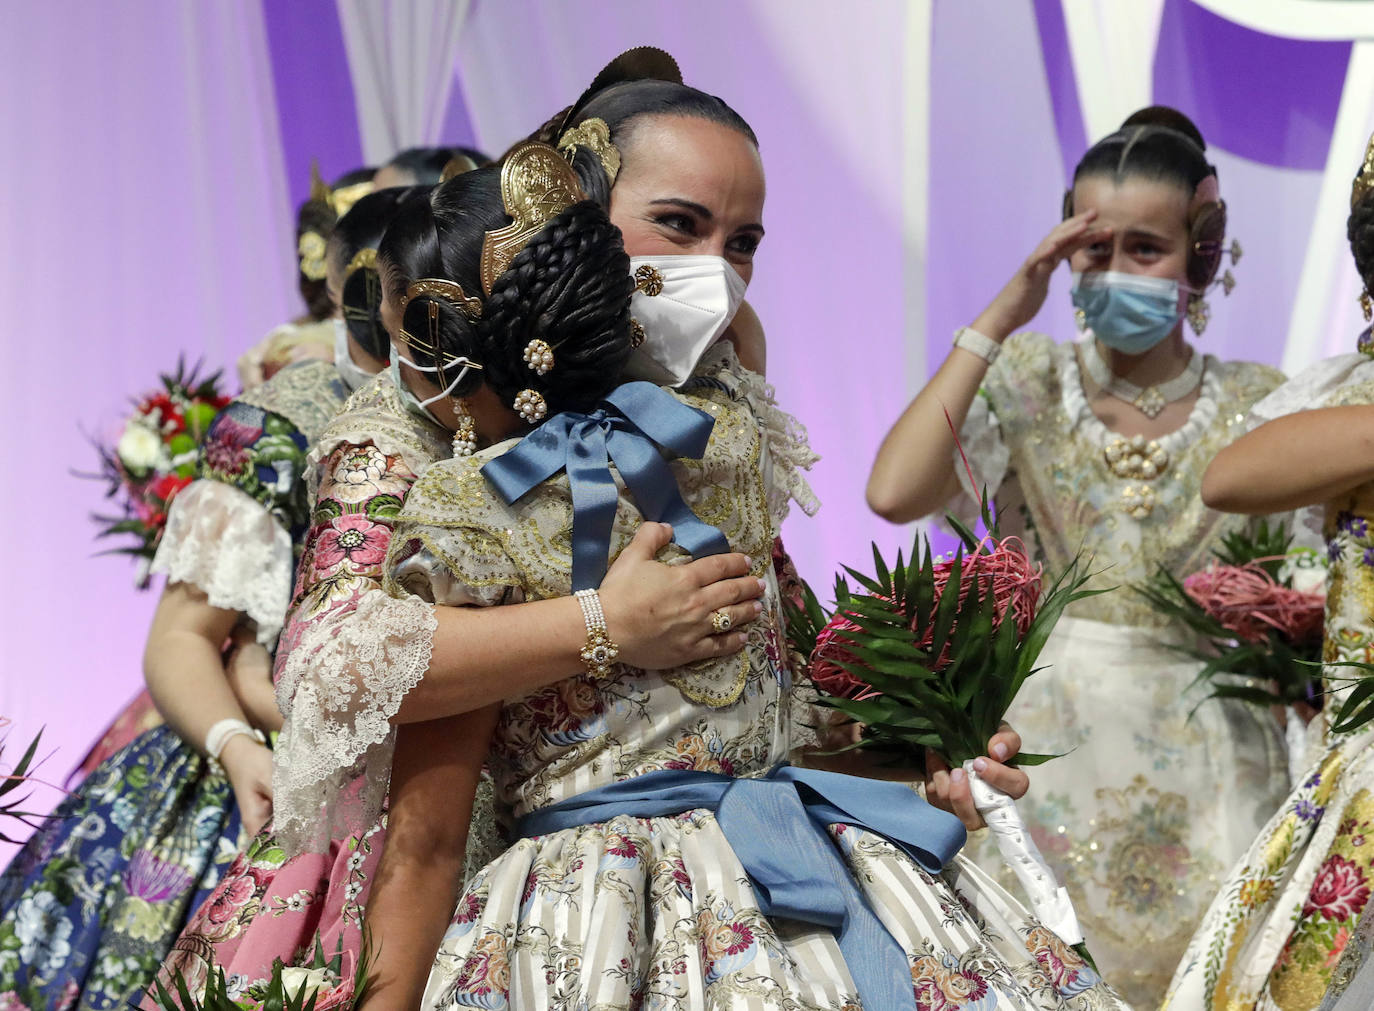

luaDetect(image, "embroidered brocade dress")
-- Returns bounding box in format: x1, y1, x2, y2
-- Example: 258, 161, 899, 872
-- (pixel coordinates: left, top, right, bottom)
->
0, 361, 344, 1011
383, 346, 1123, 1011
145, 373, 504, 1006
952, 333, 1290, 1007
1164, 347, 1374, 1010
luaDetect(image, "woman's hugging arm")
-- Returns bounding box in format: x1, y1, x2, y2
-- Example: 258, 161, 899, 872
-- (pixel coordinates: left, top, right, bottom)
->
359, 704, 501, 1011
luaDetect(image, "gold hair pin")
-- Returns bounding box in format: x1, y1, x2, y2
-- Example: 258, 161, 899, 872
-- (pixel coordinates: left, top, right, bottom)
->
557, 118, 620, 186
402, 278, 483, 320
479, 142, 586, 296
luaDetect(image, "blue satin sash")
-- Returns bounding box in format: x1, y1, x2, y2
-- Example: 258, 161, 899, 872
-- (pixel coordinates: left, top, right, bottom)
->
515, 765, 967, 1009
482, 382, 731, 590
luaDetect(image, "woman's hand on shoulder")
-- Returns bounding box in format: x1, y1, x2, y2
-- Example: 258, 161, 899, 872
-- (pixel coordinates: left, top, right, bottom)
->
600, 522, 764, 669
923, 723, 1029, 831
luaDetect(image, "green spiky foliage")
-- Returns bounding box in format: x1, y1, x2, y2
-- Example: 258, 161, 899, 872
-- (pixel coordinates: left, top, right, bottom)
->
785, 495, 1103, 769
0, 726, 47, 845
148, 931, 372, 1011
1135, 519, 1323, 712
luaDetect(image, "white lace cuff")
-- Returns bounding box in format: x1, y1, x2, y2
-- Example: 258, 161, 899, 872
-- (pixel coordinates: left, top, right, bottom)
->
946, 391, 1010, 529
272, 590, 438, 856
149, 480, 293, 646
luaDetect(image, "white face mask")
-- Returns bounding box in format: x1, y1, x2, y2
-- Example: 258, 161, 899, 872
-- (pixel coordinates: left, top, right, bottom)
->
387, 341, 480, 426
333, 318, 375, 392
622, 255, 748, 387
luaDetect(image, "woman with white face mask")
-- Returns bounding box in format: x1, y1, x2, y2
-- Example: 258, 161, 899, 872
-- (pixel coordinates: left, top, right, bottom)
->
867, 106, 1291, 1006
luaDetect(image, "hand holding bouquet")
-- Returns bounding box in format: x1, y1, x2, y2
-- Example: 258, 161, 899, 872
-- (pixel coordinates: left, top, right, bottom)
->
89, 361, 230, 587
787, 499, 1101, 951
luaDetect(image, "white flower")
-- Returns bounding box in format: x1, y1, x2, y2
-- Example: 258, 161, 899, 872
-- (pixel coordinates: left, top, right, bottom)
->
280, 965, 332, 1001
225, 974, 250, 999
344, 880, 363, 901
116, 420, 168, 472
109, 796, 137, 832
15, 892, 73, 975
346, 852, 366, 871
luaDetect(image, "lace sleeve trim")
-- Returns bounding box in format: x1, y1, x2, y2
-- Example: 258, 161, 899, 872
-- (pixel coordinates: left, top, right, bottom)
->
272, 590, 438, 857
733, 363, 821, 531
149, 480, 293, 646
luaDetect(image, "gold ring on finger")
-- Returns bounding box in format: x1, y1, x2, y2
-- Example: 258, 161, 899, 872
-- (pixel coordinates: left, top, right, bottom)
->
710, 610, 733, 634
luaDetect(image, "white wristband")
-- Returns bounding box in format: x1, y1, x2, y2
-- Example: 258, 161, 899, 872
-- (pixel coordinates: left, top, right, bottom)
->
953, 326, 1002, 365
205, 718, 265, 761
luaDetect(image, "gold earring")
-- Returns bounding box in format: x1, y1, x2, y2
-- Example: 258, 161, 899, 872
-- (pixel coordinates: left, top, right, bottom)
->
1362, 288, 1373, 323
629, 319, 646, 349
452, 402, 477, 457
1186, 294, 1210, 336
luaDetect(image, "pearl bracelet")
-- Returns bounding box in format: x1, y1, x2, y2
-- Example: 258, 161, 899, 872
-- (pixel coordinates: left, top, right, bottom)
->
205, 718, 266, 761
953, 326, 1002, 365
574, 588, 620, 680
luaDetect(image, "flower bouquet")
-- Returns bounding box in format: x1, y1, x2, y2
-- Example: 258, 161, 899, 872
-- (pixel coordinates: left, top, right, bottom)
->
1135, 520, 1326, 712
785, 495, 1102, 956
89, 361, 231, 587
149, 933, 371, 1011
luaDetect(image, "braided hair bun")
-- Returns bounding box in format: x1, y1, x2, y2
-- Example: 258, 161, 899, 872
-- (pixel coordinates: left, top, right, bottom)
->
377, 163, 633, 422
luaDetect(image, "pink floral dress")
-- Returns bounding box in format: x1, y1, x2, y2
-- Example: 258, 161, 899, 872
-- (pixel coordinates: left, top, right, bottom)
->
144, 375, 504, 1006
382, 346, 1124, 1011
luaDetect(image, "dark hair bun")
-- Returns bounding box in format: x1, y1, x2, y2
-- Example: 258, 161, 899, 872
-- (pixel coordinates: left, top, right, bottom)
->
476, 200, 634, 416
378, 165, 633, 422
1121, 106, 1206, 151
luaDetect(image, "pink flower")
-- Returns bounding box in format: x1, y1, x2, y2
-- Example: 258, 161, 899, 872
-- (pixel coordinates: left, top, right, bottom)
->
206, 874, 256, 924
315, 515, 389, 570
1304, 854, 1371, 921
123, 851, 194, 902
0, 992, 31, 1011
202, 415, 262, 476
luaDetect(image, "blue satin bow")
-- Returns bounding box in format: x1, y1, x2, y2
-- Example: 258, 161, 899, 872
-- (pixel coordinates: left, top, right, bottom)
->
516, 765, 968, 1010
482, 382, 731, 590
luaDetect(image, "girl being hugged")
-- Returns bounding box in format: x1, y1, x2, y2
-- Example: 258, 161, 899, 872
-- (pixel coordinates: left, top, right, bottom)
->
357, 135, 1121, 1007
867, 106, 1289, 1005
1163, 132, 1374, 1011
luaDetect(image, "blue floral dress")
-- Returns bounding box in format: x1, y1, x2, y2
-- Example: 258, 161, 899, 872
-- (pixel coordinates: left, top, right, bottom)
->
0, 361, 344, 1010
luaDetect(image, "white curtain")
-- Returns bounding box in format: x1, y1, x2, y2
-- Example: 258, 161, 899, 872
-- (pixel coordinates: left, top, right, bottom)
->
1060, 0, 1167, 142
335, 0, 471, 164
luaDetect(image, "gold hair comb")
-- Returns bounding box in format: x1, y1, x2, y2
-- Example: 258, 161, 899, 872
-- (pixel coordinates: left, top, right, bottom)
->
557, 117, 620, 185
479, 142, 586, 296
345, 247, 377, 277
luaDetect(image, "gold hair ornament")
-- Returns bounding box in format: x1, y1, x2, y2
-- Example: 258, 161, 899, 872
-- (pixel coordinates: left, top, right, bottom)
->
1353, 131, 1374, 211
479, 142, 586, 296
441, 154, 480, 183
306, 160, 374, 218
345, 247, 377, 277
523, 339, 555, 376
634, 264, 664, 296
557, 118, 620, 185
402, 278, 483, 320
297, 231, 328, 281
513, 388, 548, 423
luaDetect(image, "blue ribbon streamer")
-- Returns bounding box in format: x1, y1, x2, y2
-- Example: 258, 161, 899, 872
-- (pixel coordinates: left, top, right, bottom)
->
482, 382, 731, 590
516, 765, 967, 1009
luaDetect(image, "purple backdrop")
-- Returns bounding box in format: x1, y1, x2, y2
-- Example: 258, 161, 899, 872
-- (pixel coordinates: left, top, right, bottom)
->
0, 0, 1358, 852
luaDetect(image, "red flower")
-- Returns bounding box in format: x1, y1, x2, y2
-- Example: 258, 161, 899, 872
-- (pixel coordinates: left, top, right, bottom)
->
1303, 854, 1371, 921
315, 515, 389, 570
150, 473, 191, 505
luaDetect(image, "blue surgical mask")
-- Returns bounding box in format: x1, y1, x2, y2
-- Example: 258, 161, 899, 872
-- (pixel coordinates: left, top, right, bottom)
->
1071, 271, 1187, 354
